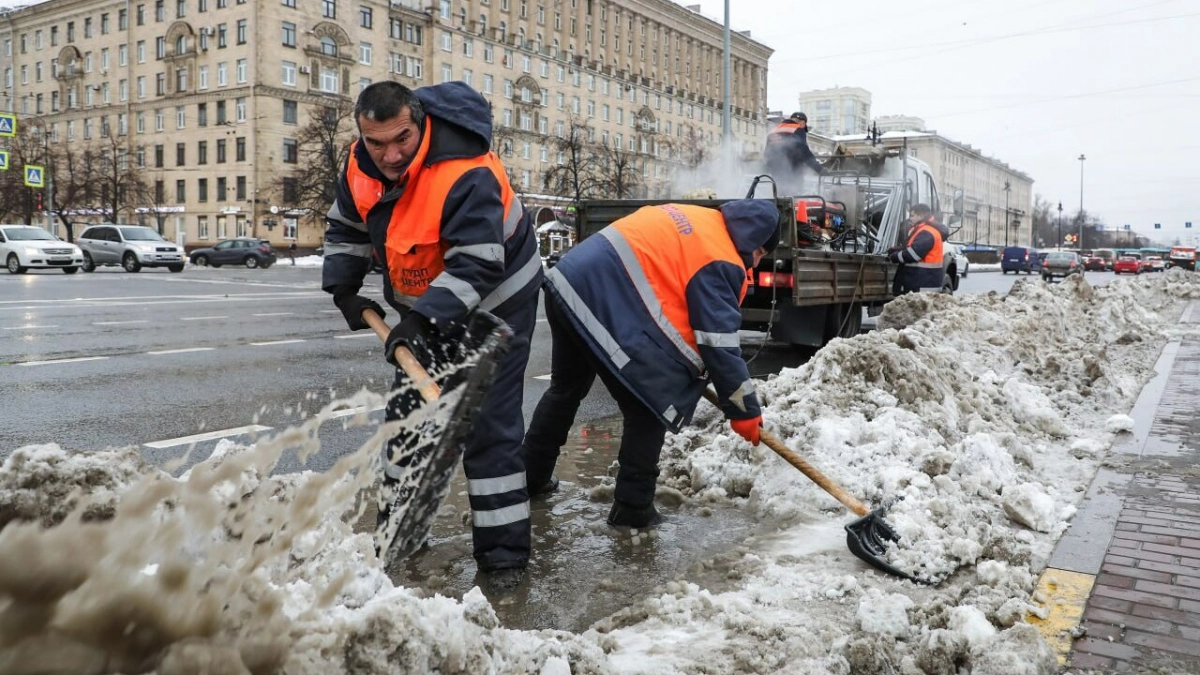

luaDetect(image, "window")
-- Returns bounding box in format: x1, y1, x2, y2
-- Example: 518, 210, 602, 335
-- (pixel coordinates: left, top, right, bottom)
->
282, 22, 296, 47
320, 67, 338, 92
155, 144, 164, 167
235, 97, 246, 121
216, 100, 226, 124
197, 103, 207, 126
236, 58, 247, 83
156, 36, 166, 59
216, 177, 227, 201
320, 37, 337, 56
463, 37, 473, 57
156, 109, 165, 131
119, 9, 128, 30
216, 138, 226, 163
198, 140, 208, 165
217, 61, 227, 86
236, 176, 247, 199
360, 5, 372, 28
136, 4, 145, 25
136, 112, 146, 133
360, 42, 371, 65
176, 142, 185, 165
217, 24, 227, 48
282, 61, 296, 86
322, 0, 336, 19
236, 137, 245, 161
482, 74, 493, 93
198, 215, 209, 239
198, 65, 208, 89
405, 57, 422, 79
283, 138, 298, 163
156, 0, 165, 22
441, 30, 451, 52
137, 41, 145, 63
119, 44, 127, 66
389, 17, 402, 39
216, 215, 227, 237
283, 99, 297, 124
176, 67, 188, 91
156, 72, 166, 95
441, 63, 452, 83
176, 0, 186, 18
176, 180, 186, 202
237, 19, 247, 45
461, 68, 472, 88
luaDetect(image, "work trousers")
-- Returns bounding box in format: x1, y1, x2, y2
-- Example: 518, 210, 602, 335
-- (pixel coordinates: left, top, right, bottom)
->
384, 296, 537, 572
523, 290, 667, 508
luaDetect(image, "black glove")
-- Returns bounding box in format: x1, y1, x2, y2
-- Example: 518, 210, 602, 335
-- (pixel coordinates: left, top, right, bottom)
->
385, 311, 436, 368
333, 291, 385, 331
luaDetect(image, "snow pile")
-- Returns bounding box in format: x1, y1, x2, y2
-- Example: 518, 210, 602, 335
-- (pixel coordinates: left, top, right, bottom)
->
1, 271, 1198, 674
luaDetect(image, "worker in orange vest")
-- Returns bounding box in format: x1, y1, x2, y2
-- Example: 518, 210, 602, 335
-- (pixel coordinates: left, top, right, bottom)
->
322, 81, 542, 592
764, 112, 824, 185
888, 203, 950, 294
522, 200, 781, 529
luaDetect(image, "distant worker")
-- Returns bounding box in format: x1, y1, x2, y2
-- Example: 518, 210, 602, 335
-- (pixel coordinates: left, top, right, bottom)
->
888, 203, 950, 294
289, 241, 297, 265
763, 112, 824, 188
521, 200, 781, 529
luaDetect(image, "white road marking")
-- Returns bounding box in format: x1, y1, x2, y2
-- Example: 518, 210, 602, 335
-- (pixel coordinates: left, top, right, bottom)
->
533, 374, 552, 380
253, 312, 294, 317
328, 404, 386, 419
250, 339, 306, 346
143, 424, 273, 449
320, 309, 341, 313
147, 347, 215, 355
180, 315, 228, 321
3, 325, 58, 330
93, 320, 150, 326
334, 333, 376, 339
18, 356, 109, 367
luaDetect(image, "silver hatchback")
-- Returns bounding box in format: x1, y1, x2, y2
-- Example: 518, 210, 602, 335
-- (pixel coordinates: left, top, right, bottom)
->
77, 224, 185, 273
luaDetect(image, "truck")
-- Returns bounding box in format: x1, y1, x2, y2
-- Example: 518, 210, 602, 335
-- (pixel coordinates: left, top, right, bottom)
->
576, 147, 964, 350
1168, 246, 1197, 271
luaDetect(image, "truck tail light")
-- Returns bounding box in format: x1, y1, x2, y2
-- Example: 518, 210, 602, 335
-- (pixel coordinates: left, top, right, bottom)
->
757, 271, 794, 288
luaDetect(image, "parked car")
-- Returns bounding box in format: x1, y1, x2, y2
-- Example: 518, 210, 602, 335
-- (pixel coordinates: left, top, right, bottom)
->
0, 224, 84, 274
1001, 246, 1042, 274
189, 238, 277, 269
1083, 254, 1107, 271
1041, 251, 1081, 281
1145, 255, 1165, 272
77, 224, 185, 273
1112, 255, 1142, 275
945, 243, 969, 278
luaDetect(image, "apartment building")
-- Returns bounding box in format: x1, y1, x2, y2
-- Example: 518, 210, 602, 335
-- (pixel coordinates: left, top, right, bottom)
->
796, 86, 871, 136
0, 0, 771, 247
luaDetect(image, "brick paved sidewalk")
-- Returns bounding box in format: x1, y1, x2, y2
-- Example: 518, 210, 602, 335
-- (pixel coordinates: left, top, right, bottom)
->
1047, 302, 1200, 673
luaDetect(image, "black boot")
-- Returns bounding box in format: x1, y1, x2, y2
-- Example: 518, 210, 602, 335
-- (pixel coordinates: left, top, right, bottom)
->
607, 500, 664, 529
529, 474, 560, 498
483, 566, 526, 595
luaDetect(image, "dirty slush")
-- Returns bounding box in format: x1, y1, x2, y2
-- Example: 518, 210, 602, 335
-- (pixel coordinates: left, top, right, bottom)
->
3, 271, 1200, 674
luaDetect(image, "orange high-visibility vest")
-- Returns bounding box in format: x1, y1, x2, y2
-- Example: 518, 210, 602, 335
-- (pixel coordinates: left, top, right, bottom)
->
344, 119, 519, 300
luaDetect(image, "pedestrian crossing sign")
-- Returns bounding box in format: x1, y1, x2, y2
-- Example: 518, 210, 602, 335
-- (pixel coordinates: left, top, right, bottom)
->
0, 151, 8, 170
24, 165, 44, 188
0, 114, 15, 137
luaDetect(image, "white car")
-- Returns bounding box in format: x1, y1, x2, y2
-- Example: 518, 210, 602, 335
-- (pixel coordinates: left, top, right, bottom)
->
945, 243, 970, 278
0, 224, 85, 274
77, 224, 185, 273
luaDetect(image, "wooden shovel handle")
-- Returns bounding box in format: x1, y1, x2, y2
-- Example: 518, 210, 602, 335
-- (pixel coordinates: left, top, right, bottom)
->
362, 308, 440, 403
704, 389, 870, 516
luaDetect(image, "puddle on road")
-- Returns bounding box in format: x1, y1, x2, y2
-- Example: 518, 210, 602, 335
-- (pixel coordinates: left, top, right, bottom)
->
353, 415, 762, 633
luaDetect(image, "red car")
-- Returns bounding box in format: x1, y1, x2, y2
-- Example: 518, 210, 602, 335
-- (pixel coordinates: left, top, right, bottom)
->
1113, 255, 1142, 275
1083, 255, 1107, 271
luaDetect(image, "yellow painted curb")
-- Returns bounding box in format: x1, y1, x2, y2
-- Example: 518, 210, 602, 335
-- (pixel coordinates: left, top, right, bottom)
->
1025, 567, 1096, 665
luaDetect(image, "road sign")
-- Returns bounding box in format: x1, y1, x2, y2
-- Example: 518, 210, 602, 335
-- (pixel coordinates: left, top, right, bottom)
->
1124, 224, 1131, 231
23, 165, 44, 188
0, 151, 8, 170
0, 113, 15, 137
1188, 222, 1194, 229
1095, 223, 1104, 231
1155, 223, 1161, 229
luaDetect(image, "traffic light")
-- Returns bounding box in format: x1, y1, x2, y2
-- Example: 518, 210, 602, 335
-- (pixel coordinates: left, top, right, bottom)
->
35, 192, 42, 210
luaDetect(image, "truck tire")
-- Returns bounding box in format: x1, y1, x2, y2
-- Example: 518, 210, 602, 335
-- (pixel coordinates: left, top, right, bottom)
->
822, 303, 862, 342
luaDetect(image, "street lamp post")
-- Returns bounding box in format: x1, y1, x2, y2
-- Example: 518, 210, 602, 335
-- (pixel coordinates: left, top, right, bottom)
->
1078, 154, 1086, 250
1057, 201, 1063, 250
1003, 181, 1012, 248
32, 122, 55, 237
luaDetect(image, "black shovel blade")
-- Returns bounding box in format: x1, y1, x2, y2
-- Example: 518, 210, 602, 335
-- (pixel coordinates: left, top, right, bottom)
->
844, 507, 925, 583
374, 310, 514, 566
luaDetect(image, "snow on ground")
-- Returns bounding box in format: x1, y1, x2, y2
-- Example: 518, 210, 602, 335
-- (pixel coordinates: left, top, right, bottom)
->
3, 271, 1200, 674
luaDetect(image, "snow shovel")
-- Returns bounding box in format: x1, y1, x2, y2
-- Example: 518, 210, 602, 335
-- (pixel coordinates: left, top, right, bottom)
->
361, 307, 513, 566
705, 390, 921, 583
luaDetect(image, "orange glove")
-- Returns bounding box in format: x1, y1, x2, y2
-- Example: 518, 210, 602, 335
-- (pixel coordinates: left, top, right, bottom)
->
730, 416, 762, 446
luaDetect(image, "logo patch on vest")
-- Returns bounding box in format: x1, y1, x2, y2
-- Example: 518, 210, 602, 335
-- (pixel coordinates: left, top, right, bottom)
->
660, 205, 693, 235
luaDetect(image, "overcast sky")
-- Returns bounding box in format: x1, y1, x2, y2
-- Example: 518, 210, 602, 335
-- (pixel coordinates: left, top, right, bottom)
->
691, 0, 1200, 246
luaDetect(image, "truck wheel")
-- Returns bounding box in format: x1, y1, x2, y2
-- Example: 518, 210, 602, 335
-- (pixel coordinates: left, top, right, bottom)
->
822, 303, 862, 342
942, 275, 955, 294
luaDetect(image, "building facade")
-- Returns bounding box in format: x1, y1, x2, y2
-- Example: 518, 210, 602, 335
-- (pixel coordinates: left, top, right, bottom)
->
872, 114, 924, 133
0, 0, 772, 247
795, 86, 870, 136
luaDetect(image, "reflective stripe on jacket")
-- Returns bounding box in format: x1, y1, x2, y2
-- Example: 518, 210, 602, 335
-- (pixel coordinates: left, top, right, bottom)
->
546, 204, 761, 432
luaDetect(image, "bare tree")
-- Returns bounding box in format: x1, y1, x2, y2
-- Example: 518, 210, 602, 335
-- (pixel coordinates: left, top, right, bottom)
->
126, 173, 174, 235
593, 140, 643, 199
0, 126, 51, 226
671, 126, 712, 169
274, 96, 357, 217
90, 134, 150, 229
541, 116, 601, 209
